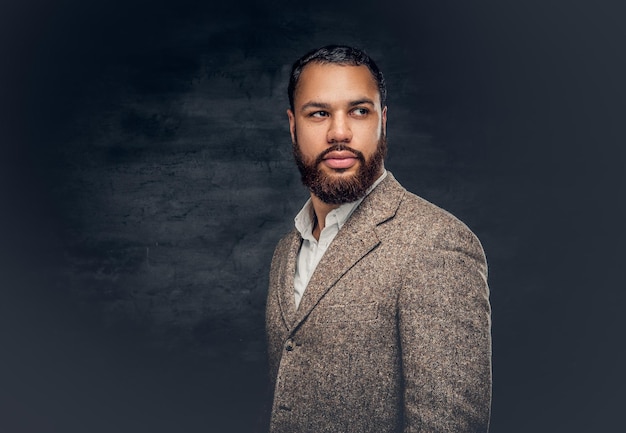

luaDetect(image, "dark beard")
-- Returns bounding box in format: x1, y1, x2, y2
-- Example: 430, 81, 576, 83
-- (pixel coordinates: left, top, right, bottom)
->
292, 135, 387, 204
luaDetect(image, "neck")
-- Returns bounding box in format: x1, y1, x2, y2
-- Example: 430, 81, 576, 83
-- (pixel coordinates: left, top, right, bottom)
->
310, 194, 340, 241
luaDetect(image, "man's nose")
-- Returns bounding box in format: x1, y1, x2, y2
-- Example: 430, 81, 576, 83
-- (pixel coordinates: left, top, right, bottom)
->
327, 113, 352, 143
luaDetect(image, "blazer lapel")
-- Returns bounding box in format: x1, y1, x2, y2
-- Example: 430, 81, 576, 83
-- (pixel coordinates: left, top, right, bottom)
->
275, 230, 301, 332
291, 172, 406, 332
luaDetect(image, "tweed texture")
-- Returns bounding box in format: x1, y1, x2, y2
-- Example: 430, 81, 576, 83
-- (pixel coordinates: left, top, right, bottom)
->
266, 173, 491, 433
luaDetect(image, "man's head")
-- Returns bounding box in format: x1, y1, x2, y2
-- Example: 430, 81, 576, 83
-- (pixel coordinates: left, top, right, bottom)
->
287, 45, 388, 205
288, 45, 387, 112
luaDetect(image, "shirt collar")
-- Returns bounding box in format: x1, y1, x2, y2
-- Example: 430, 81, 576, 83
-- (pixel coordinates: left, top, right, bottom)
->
294, 170, 388, 239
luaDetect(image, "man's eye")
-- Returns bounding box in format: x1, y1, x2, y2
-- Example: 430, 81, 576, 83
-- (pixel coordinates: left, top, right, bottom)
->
310, 111, 329, 118
352, 108, 369, 116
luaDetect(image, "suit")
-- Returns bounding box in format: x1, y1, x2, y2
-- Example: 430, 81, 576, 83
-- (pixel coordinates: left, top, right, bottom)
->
265, 172, 492, 432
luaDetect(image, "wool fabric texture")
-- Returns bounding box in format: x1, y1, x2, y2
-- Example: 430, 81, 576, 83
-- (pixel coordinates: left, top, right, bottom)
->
266, 173, 492, 433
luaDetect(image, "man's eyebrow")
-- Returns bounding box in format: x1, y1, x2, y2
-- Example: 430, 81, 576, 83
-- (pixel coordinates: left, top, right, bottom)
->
300, 99, 376, 112
300, 101, 331, 112
349, 98, 376, 107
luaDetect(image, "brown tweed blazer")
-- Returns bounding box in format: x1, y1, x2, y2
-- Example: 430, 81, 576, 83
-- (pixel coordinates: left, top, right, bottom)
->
266, 173, 491, 433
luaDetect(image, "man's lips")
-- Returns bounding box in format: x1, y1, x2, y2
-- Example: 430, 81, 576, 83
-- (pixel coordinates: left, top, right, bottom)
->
321, 150, 359, 169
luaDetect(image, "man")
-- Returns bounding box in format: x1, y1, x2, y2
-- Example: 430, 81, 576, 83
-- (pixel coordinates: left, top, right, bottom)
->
265, 45, 491, 433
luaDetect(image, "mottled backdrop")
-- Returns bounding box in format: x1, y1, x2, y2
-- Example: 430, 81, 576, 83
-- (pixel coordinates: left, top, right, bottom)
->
1, 0, 624, 432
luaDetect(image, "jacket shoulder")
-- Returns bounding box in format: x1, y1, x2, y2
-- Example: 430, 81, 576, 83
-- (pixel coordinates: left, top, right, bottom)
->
381, 179, 486, 264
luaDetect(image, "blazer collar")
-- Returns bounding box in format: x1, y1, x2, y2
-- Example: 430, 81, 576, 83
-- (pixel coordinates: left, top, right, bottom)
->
281, 172, 406, 333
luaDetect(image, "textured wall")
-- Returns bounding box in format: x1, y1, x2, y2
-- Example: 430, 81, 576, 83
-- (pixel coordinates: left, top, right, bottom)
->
1, 1, 624, 432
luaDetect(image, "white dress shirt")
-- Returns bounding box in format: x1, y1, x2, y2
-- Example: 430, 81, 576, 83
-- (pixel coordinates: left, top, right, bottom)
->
293, 171, 387, 308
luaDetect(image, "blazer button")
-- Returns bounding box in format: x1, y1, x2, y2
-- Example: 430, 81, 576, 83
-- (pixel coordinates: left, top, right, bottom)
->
285, 340, 294, 351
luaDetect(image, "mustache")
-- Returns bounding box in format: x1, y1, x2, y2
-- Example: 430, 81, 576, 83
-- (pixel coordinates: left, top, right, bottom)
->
314, 144, 366, 166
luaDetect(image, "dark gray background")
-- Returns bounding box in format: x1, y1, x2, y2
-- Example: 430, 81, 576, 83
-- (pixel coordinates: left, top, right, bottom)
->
1, 0, 624, 432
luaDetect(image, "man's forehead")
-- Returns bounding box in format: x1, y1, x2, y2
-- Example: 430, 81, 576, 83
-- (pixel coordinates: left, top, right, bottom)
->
294, 63, 380, 105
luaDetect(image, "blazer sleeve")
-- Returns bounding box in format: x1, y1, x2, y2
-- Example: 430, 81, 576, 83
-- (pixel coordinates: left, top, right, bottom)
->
398, 222, 492, 432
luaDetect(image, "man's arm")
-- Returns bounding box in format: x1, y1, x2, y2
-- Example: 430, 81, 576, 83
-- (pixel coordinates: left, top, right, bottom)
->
398, 223, 492, 432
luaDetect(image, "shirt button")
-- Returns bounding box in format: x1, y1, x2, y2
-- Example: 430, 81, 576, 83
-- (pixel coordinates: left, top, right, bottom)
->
285, 340, 294, 351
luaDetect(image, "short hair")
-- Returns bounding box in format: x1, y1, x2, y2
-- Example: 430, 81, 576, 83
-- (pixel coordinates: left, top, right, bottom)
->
288, 45, 387, 111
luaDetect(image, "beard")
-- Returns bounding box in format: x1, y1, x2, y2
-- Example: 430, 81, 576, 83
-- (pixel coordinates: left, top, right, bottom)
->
292, 133, 387, 205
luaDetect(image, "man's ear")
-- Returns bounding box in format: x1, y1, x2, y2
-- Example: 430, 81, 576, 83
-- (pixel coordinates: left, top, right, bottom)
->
287, 109, 296, 144
381, 106, 388, 137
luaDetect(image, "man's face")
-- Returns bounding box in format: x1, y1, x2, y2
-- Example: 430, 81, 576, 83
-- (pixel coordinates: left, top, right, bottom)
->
288, 63, 388, 204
